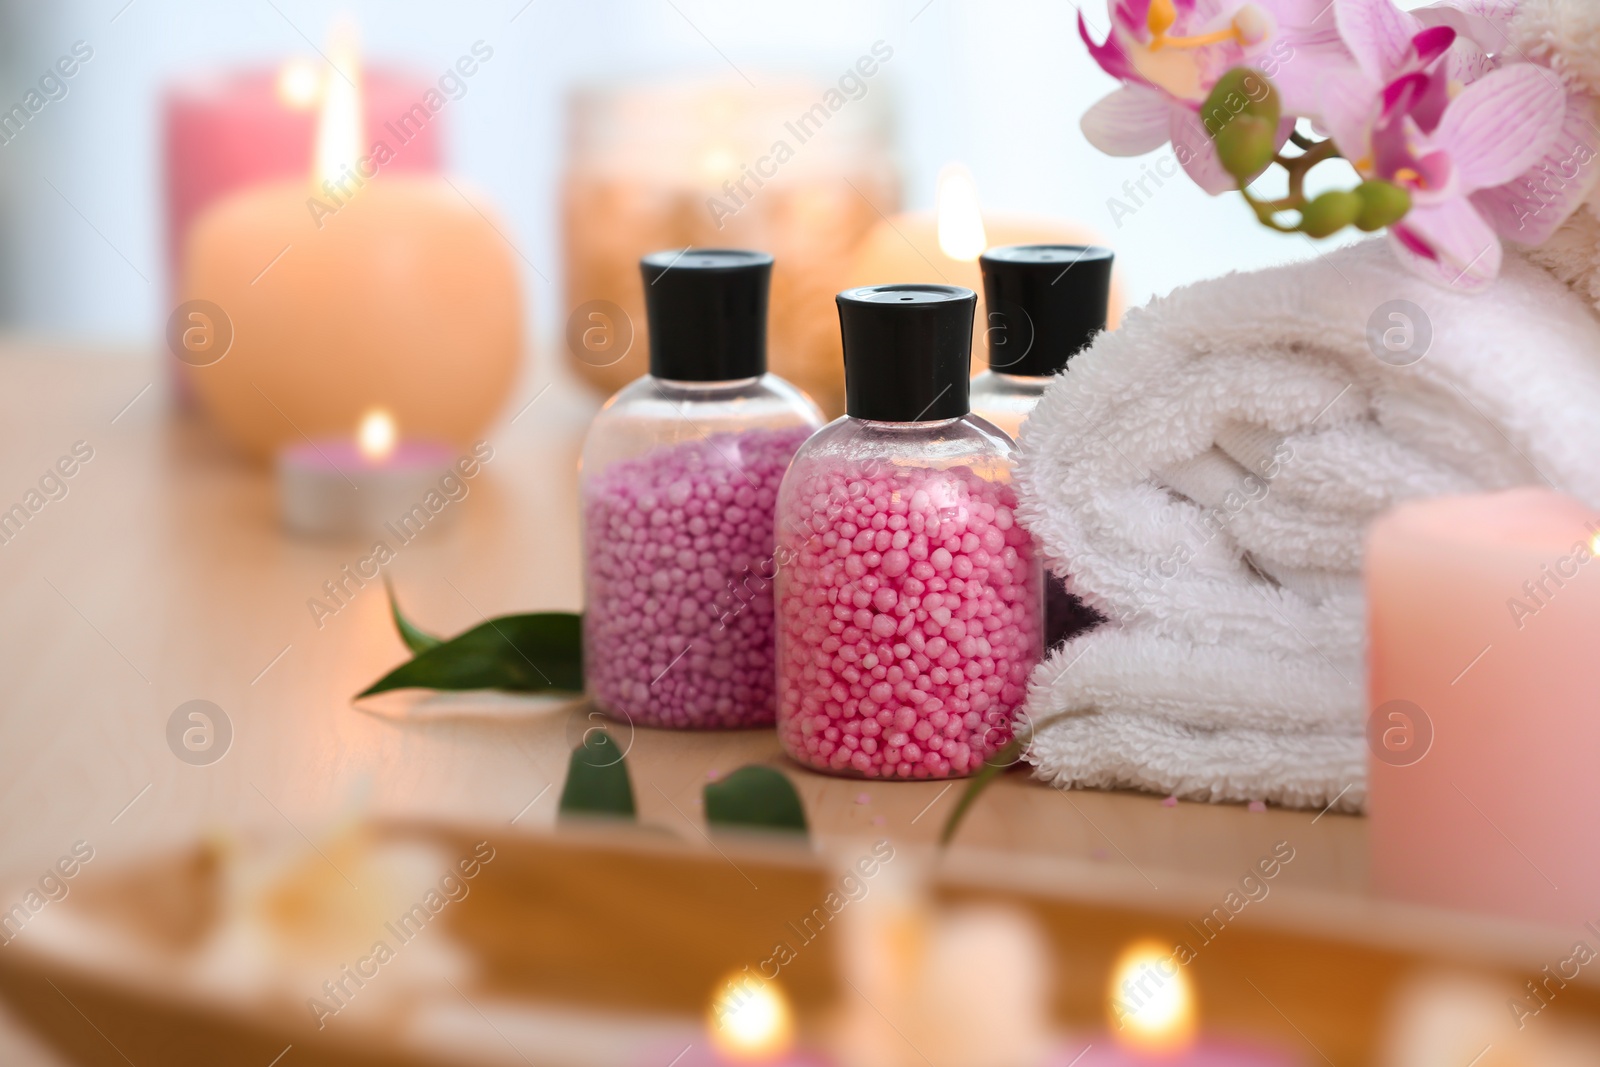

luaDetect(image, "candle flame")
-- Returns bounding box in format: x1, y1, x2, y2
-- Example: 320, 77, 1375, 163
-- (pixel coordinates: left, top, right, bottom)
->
1591, 532, 1600, 558
314, 18, 363, 189
1108, 940, 1196, 1053
699, 146, 739, 182
936, 164, 987, 262
357, 408, 397, 463
708, 972, 795, 1062
276, 58, 321, 110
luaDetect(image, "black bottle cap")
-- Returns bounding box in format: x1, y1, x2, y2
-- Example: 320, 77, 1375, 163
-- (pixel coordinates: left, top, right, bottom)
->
639, 249, 772, 381
836, 284, 976, 422
979, 245, 1114, 377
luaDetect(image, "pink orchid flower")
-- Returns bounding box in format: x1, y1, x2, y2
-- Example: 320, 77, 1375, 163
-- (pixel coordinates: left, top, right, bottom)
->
1411, 0, 1600, 251
1318, 0, 1586, 290
1080, 0, 1350, 194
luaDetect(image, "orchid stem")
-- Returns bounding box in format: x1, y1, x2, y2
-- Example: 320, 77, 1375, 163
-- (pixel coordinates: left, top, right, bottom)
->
1242, 189, 1304, 232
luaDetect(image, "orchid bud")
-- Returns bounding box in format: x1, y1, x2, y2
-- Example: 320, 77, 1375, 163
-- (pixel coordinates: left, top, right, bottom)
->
1203, 68, 1281, 182
1354, 180, 1412, 232
1202, 68, 1281, 132
1215, 115, 1276, 182
1299, 191, 1363, 238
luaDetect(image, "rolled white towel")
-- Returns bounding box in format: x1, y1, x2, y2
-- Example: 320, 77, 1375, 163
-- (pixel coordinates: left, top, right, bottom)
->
1016, 239, 1600, 811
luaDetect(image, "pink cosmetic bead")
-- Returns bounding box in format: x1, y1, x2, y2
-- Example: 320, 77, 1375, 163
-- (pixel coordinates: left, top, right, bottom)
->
583, 426, 811, 729
777, 461, 1040, 778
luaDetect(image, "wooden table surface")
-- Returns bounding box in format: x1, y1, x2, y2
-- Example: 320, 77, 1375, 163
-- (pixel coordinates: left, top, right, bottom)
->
3, 341, 1566, 1062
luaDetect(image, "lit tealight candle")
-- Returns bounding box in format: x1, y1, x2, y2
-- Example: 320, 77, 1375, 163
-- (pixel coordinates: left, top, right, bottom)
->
1074, 941, 1293, 1065
278, 408, 457, 539
709, 972, 795, 1062
648, 972, 826, 1067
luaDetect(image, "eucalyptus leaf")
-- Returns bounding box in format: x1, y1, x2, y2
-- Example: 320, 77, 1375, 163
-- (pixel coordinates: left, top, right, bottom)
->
704, 765, 807, 836
383, 576, 443, 655
358, 611, 583, 697
558, 729, 635, 819
940, 713, 1074, 846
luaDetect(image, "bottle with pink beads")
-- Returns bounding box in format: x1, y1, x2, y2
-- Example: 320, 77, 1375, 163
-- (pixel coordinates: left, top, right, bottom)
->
773, 284, 1043, 780
580, 250, 824, 730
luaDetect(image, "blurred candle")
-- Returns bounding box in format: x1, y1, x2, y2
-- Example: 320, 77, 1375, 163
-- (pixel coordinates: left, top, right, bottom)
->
1367, 488, 1600, 925
278, 408, 455, 538
847, 165, 1123, 372
561, 79, 899, 416
1073, 941, 1292, 1065
164, 61, 442, 286
642, 973, 822, 1067
180, 21, 520, 461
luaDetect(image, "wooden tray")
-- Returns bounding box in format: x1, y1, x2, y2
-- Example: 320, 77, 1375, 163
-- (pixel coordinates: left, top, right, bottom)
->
3, 819, 1598, 1066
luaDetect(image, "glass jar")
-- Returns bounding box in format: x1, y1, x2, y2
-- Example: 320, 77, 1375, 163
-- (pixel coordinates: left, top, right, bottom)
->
969, 245, 1116, 649
561, 78, 899, 416
580, 251, 823, 729
774, 285, 1042, 779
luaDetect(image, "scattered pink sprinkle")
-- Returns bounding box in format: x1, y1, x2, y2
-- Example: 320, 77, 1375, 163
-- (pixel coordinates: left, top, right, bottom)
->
1248, 800, 1267, 813
1161, 795, 1178, 808
706, 770, 721, 781
872, 815, 886, 826
1091, 847, 1110, 860
854, 792, 871, 805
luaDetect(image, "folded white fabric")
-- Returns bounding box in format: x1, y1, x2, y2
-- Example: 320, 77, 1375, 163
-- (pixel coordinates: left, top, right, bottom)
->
1014, 239, 1600, 812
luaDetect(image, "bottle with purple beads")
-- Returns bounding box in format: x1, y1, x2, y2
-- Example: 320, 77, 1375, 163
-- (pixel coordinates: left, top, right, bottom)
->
971, 244, 1114, 651
773, 283, 1042, 780
580, 250, 823, 730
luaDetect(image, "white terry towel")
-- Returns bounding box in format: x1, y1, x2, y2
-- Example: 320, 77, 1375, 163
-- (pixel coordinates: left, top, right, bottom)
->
1014, 239, 1600, 812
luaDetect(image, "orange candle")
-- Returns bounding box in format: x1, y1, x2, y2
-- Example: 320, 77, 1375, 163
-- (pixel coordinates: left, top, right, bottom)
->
1367, 488, 1600, 925
848, 166, 1122, 372
180, 23, 520, 461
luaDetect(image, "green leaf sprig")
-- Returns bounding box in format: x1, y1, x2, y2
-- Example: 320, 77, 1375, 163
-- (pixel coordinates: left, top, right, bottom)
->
940, 712, 1073, 846
553, 734, 809, 839
559, 729, 636, 818
704, 766, 808, 835
357, 580, 583, 697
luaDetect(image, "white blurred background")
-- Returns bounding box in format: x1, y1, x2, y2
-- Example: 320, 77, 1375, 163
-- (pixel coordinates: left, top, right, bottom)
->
0, 0, 1444, 349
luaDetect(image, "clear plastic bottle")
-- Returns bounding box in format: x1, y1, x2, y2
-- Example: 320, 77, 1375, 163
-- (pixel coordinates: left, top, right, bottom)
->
969, 244, 1114, 649
774, 284, 1042, 779
969, 245, 1114, 439
580, 250, 823, 729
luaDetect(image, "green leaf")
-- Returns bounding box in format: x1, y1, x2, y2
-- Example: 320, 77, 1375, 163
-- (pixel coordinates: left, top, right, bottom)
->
558, 728, 636, 819
939, 713, 1076, 847
358, 611, 583, 696
704, 766, 808, 836
383, 576, 443, 655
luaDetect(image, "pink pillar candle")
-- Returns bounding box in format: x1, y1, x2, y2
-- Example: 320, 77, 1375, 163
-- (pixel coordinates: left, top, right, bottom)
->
1367, 488, 1600, 925
164, 66, 442, 285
